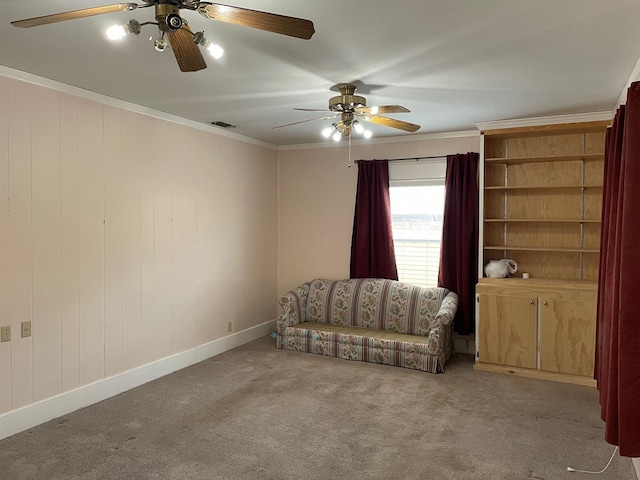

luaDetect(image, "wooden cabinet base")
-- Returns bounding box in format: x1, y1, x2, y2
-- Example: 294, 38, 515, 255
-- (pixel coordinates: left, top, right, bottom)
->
474, 362, 596, 387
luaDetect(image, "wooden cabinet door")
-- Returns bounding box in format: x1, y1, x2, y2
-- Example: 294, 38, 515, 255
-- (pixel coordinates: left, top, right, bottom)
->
539, 297, 596, 376
478, 293, 537, 369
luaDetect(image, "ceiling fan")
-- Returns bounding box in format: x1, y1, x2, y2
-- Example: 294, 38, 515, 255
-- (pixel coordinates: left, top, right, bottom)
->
274, 84, 421, 141
11, 1, 315, 72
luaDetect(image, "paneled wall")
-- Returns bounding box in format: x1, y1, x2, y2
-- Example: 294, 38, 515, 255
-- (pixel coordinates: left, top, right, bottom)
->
277, 134, 480, 297
0, 76, 278, 415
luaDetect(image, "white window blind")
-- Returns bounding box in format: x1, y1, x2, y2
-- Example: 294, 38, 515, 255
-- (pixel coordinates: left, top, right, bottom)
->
389, 160, 446, 288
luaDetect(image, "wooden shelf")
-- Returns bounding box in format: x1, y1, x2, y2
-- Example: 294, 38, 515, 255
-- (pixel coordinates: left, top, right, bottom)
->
481, 120, 611, 138
484, 246, 599, 253
477, 277, 597, 289
484, 153, 603, 165
484, 218, 601, 223
485, 184, 602, 190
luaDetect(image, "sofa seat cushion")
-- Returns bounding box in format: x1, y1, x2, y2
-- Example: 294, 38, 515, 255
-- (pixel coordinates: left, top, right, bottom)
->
293, 322, 429, 344
283, 321, 447, 373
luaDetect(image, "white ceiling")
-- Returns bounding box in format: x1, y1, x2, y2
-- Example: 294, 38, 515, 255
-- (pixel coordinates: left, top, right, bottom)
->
1, 1, 639, 146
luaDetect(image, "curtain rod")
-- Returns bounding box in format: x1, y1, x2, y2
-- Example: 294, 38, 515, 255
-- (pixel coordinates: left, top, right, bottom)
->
354, 155, 447, 163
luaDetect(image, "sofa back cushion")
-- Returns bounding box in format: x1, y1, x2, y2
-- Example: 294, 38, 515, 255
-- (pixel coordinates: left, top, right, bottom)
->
306, 278, 449, 335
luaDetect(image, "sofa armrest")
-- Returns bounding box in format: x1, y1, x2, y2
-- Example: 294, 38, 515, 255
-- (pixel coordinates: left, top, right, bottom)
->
424, 291, 458, 355
277, 283, 310, 334
432, 291, 459, 329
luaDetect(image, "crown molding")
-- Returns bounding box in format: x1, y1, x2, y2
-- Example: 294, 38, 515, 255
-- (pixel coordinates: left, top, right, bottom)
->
0, 65, 278, 150
475, 111, 614, 132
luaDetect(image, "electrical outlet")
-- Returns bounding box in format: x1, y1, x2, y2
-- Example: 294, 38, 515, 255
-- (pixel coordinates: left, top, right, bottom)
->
1, 326, 10, 343
21, 321, 31, 338
227, 322, 232, 333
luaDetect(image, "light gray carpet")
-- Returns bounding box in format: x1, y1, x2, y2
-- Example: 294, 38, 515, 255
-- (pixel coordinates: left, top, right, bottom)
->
0, 335, 635, 480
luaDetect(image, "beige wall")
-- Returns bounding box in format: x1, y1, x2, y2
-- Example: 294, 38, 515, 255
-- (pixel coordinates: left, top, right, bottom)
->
277, 134, 480, 297
0, 75, 278, 415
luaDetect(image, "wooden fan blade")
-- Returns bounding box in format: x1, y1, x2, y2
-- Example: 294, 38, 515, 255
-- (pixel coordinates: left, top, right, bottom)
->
167, 26, 207, 73
11, 3, 138, 28
356, 105, 411, 115
198, 3, 315, 39
364, 115, 421, 132
273, 115, 338, 129
293, 108, 332, 112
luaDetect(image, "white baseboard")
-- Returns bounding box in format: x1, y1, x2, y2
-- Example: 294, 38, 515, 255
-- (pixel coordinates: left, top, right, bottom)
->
0, 320, 275, 441
454, 337, 476, 355
633, 457, 639, 479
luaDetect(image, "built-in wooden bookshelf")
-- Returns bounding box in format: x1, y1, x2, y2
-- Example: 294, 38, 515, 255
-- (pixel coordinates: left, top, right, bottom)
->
481, 121, 608, 282
475, 120, 610, 385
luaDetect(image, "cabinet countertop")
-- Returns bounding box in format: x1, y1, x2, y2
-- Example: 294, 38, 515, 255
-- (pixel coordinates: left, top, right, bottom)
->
476, 277, 597, 292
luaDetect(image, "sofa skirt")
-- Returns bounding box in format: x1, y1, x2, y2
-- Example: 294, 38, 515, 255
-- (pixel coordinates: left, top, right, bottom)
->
277, 322, 452, 374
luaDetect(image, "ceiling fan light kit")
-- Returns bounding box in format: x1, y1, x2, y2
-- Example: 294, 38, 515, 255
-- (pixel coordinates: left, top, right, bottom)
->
105, 3, 227, 66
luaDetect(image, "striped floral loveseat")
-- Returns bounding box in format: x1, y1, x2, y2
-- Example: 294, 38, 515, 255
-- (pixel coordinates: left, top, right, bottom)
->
276, 278, 458, 373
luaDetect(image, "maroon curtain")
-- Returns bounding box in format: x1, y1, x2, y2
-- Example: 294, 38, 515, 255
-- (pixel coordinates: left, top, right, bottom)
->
595, 81, 640, 457
437, 152, 479, 335
350, 160, 398, 280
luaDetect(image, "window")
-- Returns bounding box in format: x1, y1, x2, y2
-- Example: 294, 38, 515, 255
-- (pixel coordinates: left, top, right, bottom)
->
389, 160, 446, 288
